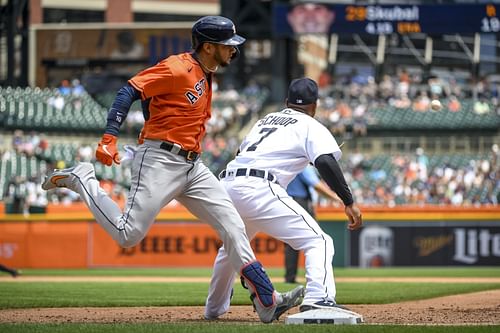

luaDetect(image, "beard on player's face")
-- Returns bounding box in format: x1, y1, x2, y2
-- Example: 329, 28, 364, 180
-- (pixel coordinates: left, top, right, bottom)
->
214, 46, 233, 67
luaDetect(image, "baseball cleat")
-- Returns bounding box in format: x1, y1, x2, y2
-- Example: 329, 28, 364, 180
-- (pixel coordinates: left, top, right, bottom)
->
250, 285, 304, 323
299, 300, 351, 312
42, 166, 76, 190
271, 285, 305, 321
41, 162, 94, 190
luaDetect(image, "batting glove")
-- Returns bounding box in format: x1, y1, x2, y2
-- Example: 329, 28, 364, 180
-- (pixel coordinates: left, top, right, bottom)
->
96, 134, 120, 166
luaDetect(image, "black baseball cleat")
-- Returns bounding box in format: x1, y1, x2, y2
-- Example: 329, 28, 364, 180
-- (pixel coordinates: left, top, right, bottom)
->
299, 300, 351, 312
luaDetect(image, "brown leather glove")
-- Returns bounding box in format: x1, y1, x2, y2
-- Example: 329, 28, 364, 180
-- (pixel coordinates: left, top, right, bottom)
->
96, 134, 120, 166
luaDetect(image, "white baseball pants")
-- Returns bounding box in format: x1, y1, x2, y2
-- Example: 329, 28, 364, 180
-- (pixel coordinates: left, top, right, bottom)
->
70, 140, 256, 271
205, 175, 337, 317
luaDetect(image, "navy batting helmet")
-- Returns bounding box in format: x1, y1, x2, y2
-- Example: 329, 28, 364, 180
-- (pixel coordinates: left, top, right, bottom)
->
191, 16, 245, 51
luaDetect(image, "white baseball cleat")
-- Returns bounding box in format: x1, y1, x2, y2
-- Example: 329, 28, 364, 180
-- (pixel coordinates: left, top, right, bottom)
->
41, 162, 95, 191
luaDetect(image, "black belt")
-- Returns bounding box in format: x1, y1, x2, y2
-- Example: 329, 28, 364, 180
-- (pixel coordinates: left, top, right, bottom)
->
220, 168, 278, 183
160, 141, 199, 161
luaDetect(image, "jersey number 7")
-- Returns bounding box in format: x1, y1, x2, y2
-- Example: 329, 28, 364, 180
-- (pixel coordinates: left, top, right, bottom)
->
246, 127, 277, 151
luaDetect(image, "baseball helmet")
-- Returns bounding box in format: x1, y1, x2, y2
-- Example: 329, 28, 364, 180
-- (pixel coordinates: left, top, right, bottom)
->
191, 16, 246, 51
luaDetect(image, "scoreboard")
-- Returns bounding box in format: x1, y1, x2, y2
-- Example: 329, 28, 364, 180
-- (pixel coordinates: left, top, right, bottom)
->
273, 3, 500, 36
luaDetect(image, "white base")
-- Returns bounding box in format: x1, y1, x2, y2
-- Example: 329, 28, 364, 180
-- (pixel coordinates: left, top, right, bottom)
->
285, 308, 364, 325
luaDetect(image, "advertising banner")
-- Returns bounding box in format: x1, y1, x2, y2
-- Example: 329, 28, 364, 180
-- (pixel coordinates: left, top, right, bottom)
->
90, 222, 288, 267
351, 224, 500, 266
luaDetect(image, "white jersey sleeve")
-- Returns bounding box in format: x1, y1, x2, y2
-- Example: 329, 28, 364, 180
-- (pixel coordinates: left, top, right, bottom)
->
305, 117, 342, 162
227, 108, 342, 187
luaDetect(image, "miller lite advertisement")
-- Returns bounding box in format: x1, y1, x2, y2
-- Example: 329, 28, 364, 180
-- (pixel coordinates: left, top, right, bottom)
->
350, 225, 500, 266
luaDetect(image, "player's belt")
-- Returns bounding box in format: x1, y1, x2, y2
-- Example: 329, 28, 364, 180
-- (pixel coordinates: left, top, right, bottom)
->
219, 168, 278, 183
160, 141, 199, 161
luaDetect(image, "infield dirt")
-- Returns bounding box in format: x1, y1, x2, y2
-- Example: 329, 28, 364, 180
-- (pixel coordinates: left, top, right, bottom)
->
1, 277, 499, 325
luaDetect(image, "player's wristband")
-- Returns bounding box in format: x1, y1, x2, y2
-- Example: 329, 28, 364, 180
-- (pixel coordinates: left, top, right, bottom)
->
105, 84, 141, 136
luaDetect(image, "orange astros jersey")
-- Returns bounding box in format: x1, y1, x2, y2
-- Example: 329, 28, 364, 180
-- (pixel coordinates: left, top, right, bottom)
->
128, 52, 212, 153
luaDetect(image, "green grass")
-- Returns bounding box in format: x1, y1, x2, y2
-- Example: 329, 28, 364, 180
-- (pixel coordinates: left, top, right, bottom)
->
1, 267, 499, 332
13, 268, 216, 277
1, 281, 499, 309
0, 323, 499, 333
13, 266, 500, 278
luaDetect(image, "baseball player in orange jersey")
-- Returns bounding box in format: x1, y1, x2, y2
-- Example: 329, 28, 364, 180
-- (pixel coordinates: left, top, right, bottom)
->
42, 16, 304, 323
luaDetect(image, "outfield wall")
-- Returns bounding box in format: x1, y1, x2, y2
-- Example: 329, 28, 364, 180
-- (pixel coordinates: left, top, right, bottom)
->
0, 206, 498, 268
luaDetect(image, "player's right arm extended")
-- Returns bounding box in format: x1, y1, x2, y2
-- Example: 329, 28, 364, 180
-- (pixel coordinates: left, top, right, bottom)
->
314, 154, 353, 206
314, 153, 363, 230
96, 84, 141, 166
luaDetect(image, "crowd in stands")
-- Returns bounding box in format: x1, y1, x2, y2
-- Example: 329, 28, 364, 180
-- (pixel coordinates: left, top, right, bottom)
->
2, 131, 498, 213
315, 68, 500, 139
338, 145, 500, 207
2, 131, 47, 215
46, 79, 87, 111
1, 75, 499, 213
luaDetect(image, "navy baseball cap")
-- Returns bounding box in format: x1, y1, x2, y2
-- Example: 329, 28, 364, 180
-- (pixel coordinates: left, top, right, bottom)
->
287, 78, 318, 105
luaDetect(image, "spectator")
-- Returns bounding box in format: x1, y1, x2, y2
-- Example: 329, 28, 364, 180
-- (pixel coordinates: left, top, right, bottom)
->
362, 76, 378, 101
378, 75, 394, 102
412, 91, 430, 112
335, 101, 352, 136
473, 98, 490, 114
428, 76, 444, 98
6, 176, 27, 215
415, 147, 429, 182
47, 91, 65, 110
58, 79, 72, 95
392, 93, 412, 110
25, 176, 48, 214
396, 68, 410, 97
447, 95, 461, 112
318, 70, 332, 89
71, 79, 85, 96
11, 130, 24, 152
352, 102, 368, 136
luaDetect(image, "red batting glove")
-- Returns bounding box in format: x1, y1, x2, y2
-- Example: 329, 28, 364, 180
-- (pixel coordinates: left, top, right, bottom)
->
96, 134, 120, 166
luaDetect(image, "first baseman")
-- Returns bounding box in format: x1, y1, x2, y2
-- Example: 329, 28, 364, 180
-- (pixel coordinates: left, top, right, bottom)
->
205, 78, 363, 318
42, 16, 304, 323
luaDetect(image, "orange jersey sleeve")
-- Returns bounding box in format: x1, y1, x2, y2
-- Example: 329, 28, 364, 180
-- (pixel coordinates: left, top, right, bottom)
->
128, 60, 173, 99
128, 53, 212, 153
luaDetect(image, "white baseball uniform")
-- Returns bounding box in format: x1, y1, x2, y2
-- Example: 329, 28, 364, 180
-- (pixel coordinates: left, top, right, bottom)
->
205, 107, 342, 317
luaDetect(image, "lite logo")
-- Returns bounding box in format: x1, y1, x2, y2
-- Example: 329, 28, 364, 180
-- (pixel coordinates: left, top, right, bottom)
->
453, 229, 500, 264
